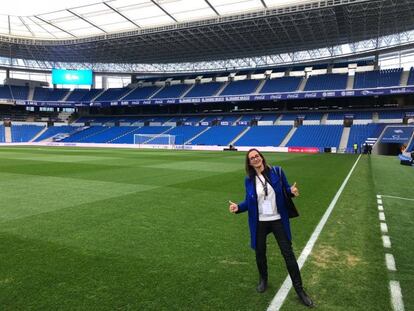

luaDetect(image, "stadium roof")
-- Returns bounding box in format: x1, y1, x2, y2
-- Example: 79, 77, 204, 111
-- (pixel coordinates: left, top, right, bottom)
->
0, 0, 414, 65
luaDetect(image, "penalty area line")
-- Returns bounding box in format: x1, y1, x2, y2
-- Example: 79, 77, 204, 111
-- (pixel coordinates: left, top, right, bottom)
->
267, 154, 362, 311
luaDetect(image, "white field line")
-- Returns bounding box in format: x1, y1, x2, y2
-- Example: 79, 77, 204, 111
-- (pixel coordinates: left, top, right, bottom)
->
266, 154, 362, 311
380, 222, 388, 233
385, 254, 397, 271
382, 235, 391, 248
378, 205, 384, 211
379, 212, 386, 221
389, 281, 405, 311
378, 195, 414, 202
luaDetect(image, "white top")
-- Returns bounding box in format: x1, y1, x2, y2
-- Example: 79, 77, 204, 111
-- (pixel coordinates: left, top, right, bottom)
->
255, 174, 281, 221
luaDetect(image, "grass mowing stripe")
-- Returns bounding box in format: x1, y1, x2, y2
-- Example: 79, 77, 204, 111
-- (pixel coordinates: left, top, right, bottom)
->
267, 154, 362, 311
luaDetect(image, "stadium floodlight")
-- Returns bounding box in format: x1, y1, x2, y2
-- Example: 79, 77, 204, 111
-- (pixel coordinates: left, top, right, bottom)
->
134, 134, 176, 147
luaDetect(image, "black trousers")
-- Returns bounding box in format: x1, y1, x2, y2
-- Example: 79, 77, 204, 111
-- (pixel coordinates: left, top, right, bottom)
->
255, 220, 303, 292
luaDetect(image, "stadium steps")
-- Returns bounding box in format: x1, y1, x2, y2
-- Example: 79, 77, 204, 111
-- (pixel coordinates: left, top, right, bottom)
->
279, 127, 296, 147
215, 82, 229, 96
74, 127, 111, 142
107, 127, 141, 143
61, 90, 73, 101
338, 127, 350, 153
143, 127, 174, 144
297, 77, 307, 91
274, 115, 283, 125
229, 126, 251, 145
346, 75, 354, 90
148, 86, 164, 99
372, 112, 379, 123
91, 89, 106, 102
119, 87, 138, 101
30, 127, 48, 142
28, 87, 35, 101
254, 80, 267, 94
320, 113, 328, 125
4, 126, 11, 143
180, 84, 195, 98
400, 70, 410, 86
185, 127, 211, 144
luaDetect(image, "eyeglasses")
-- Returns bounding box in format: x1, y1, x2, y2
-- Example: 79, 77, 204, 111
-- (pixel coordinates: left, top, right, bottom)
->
249, 154, 261, 161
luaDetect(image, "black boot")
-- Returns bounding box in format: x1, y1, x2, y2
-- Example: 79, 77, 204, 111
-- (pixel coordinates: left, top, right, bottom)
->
256, 277, 268, 293
296, 289, 314, 307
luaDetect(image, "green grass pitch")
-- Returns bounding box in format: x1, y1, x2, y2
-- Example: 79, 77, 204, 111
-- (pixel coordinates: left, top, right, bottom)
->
0, 147, 412, 310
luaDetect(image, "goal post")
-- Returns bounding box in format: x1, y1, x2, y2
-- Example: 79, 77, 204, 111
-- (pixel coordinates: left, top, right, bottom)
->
133, 133, 176, 146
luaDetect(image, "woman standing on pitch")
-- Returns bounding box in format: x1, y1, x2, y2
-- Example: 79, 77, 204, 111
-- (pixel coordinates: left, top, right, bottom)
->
229, 148, 314, 307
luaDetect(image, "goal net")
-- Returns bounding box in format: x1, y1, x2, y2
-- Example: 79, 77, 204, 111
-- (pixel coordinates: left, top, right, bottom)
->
134, 134, 176, 146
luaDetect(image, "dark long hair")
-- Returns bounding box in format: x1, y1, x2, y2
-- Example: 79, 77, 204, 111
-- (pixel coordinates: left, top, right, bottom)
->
245, 148, 270, 179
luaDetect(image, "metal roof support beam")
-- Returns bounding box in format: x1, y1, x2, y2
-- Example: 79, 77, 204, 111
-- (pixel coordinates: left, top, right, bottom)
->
66, 9, 108, 34
150, 0, 178, 23
103, 2, 141, 29
204, 0, 220, 16
34, 16, 76, 38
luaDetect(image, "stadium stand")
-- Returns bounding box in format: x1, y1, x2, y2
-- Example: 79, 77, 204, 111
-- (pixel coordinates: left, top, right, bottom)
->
152, 84, 190, 99
220, 80, 261, 95
122, 86, 161, 100
286, 125, 343, 148
94, 88, 130, 102
10, 86, 29, 100
346, 124, 386, 151
34, 125, 81, 142
304, 74, 348, 91
407, 67, 414, 86
0, 125, 5, 142
33, 87, 70, 101
259, 77, 302, 93
11, 125, 44, 142
184, 82, 223, 97
354, 68, 403, 88
189, 126, 246, 146
235, 125, 292, 147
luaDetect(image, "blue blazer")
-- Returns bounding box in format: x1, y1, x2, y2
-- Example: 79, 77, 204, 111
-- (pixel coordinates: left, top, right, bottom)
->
237, 166, 294, 250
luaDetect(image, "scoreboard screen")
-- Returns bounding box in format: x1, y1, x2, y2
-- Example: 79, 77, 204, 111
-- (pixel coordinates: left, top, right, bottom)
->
52, 69, 93, 85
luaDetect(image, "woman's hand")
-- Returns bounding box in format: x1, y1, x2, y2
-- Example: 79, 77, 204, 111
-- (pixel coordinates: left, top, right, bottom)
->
229, 200, 239, 213
290, 182, 299, 197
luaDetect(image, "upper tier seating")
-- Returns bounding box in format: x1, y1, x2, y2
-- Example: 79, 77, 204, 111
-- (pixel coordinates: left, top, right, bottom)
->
259, 77, 302, 93
220, 80, 261, 95
184, 82, 223, 97
122, 86, 161, 100
33, 87, 70, 101
152, 84, 190, 99
67, 89, 103, 102
94, 88, 130, 102
354, 68, 403, 88
304, 74, 348, 91
235, 126, 292, 147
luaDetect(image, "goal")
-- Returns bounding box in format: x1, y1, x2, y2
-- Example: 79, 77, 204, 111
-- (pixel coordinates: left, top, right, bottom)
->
133, 134, 176, 146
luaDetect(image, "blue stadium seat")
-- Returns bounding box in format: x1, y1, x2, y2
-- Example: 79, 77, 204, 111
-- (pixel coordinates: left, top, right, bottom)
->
354, 68, 402, 88
11, 125, 45, 142
259, 77, 301, 93
184, 82, 223, 97
286, 125, 343, 148
189, 126, 247, 146
220, 80, 260, 95
235, 126, 292, 146
304, 74, 348, 91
